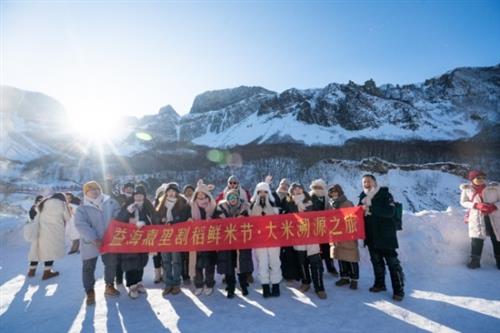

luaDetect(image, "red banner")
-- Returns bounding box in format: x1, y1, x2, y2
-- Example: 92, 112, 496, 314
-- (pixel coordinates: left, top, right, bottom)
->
100, 206, 365, 253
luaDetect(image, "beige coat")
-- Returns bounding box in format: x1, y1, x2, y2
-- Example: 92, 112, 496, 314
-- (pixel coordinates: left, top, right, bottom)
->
28, 199, 70, 262
330, 199, 360, 262
460, 182, 500, 240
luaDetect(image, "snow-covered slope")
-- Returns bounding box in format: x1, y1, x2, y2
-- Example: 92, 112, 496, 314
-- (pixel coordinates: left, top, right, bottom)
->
0, 85, 68, 162
0, 208, 499, 333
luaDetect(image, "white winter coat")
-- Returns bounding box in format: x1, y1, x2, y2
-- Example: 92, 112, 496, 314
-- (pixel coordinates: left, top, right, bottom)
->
28, 198, 70, 262
460, 182, 500, 240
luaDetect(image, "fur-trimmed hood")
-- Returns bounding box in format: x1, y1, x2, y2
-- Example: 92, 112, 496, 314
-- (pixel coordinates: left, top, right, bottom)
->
460, 182, 499, 191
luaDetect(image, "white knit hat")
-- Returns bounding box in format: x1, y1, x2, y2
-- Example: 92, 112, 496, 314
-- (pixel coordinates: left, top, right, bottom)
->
310, 179, 327, 191
252, 182, 275, 203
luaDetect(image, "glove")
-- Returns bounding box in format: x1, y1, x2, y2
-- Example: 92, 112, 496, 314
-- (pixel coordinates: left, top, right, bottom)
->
127, 203, 136, 213
136, 221, 146, 229
474, 203, 489, 211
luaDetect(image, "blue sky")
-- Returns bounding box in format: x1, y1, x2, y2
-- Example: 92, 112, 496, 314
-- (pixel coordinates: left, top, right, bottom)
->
2, 0, 500, 118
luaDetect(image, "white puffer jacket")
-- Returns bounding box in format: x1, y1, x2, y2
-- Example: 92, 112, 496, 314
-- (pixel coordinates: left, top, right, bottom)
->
460, 182, 500, 240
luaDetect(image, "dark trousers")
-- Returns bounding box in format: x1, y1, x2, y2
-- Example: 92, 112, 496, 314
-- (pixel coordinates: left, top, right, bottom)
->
368, 247, 404, 294
297, 251, 324, 292
471, 216, 500, 258
181, 252, 190, 280
339, 260, 359, 280
153, 253, 162, 269
116, 255, 124, 284
194, 266, 215, 289
280, 246, 300, 281
30, 261, 54, 267
320, 243, 336, 272
125, 269, 144, 287
225, 273, 248, 292
297, 250, 311, 284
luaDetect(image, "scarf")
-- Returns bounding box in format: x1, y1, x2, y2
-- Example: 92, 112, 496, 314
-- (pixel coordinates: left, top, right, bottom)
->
293, 194, 310, 212
361, 186, 380, 216
191, 197, 215, 221
331, 194, 348, 209
84, 194, 104, 210
164, 197, 177, 223
472, 184, 486, 200
250, 197, 275, 216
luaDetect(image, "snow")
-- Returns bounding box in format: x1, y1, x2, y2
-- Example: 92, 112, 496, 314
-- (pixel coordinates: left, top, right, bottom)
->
1, 207, 499, 332
191, 111, 480, 148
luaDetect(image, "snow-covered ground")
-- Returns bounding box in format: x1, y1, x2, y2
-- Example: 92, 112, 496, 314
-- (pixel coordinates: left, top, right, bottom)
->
1, 208, 499, 333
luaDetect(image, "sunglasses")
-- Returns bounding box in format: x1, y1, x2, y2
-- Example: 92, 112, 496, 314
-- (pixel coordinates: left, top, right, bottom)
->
475, 176, 486, 180
229, 182, 239, 185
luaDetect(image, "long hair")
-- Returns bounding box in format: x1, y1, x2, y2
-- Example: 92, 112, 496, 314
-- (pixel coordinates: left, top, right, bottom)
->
155, 192, 188, 214
38, 192, 67, 212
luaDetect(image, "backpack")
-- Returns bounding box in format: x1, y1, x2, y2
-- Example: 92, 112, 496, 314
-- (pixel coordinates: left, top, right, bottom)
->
393, 202, 403, 231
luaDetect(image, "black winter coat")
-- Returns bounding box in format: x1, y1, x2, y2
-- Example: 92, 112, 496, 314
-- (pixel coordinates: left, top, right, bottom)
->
116, 200, 154, 272
216, 201, 254, 275
195, 207, 217, 269
359, 187, 398, 250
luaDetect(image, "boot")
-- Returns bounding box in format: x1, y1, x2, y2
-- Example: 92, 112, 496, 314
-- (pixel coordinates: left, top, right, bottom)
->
349, 279, 358, 290
226, 286, 235, 299
136, 282, 147, 294
241, 284, 249, 296
467, 256, 481, 269
171, 286, 181, 295
271, 284, 280, 297
226, 278, 236, 299
42, 269, 59, 280
86, 290, 96, 306
262, 284, 271, 298
316, 290, 327, 299
162, 287, 173, 296
298, 283, 311, 293
154, 268, 162, 283
239, 273, 249, 296
27, 267, 36, 277
104, 283, 120, 297
369, 285, 387, 292
326, 260, 339, 277
495, 255, 500, 270
68, 239, 80, 254
203, 287, 214, 296
128, 285, 139, 299
335, 278, 350, 287
393, 291, 405, 301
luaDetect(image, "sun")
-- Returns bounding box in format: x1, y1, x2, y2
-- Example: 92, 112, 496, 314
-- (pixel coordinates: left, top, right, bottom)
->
66, 112, 126, 148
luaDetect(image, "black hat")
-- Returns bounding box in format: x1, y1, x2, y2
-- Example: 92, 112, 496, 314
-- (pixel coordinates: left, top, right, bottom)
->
183, 184, 195, 192
134, 185, 148, 197
166, 182, 180, 193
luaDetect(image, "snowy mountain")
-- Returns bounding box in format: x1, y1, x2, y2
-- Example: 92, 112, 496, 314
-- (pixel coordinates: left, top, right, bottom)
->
1, 206, 499, 332
130, 64, 499, 147
1, 64, 499, 208
0, 85, 69, 162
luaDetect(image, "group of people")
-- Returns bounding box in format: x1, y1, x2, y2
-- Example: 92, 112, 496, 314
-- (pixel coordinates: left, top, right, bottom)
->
25, 169, 499, 307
